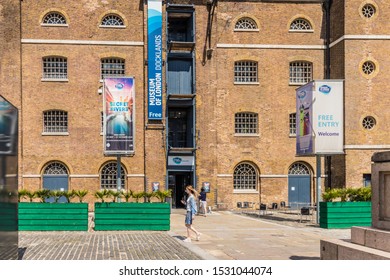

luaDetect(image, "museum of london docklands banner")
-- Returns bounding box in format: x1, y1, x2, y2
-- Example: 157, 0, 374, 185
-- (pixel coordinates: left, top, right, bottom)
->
147, 0, 163, 120
103, 78, 135, 156
296, 80, 344, 155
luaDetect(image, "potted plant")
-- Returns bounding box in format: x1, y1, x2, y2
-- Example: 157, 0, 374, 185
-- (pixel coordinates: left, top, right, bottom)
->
320, 187, 372, 229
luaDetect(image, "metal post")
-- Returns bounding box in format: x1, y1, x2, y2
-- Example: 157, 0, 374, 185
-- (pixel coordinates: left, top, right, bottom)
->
117, 155, 121, 202
316, 155, 322, 224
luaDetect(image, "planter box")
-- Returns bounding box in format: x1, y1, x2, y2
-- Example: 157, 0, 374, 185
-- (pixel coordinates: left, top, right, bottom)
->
0, 202, 18, 231
18, 202, 88, 231
320, 201, 372, 229
94, 202, 170, 231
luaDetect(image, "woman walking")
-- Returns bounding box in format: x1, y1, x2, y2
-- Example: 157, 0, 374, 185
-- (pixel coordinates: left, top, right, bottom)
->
181, 185, 201, 242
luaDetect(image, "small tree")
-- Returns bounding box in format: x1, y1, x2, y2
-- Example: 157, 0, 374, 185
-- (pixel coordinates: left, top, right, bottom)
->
50, 190, 65, 203
18, 189, 29, 202
74, 190, 88, 202
111, 190, 122, 202
123, 190, 133, 202
94, 189, 112, 203
131, 191, 145, 203
144, 191, 155, 203
35, 189, 51, 203
62, 190, 76, 203
24, 190, 37, 202
154, 189, 172, 203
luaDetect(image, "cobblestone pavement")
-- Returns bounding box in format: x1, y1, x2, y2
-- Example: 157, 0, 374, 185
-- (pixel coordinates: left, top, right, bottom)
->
17, 209, 350, 260
18, 231, 201, 260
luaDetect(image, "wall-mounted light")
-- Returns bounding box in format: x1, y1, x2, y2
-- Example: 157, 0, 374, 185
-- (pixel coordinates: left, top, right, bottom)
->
98, 86, 103, 95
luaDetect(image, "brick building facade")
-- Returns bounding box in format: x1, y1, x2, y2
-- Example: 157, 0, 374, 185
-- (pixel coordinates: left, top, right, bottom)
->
1, 0, 388, 210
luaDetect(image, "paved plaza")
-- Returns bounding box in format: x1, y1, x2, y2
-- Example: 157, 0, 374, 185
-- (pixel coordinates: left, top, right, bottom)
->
18, 209, 350, 260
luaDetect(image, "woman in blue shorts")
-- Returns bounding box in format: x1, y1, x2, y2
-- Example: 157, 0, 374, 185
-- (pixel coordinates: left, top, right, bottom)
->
181, 185, 201, 242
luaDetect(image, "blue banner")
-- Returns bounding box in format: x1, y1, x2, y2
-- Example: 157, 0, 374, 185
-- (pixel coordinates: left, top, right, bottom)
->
147, 0, 163, 120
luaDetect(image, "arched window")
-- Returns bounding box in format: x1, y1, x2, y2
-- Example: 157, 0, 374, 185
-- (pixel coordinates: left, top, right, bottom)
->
43, 110, 68, 133
289, 18, 312, 31
233, 162, 258, 190
289, 162, 310, 175
42, 12, 67, 25
100, 162, 126, 189
235, 17, 258, 30
234, 61, 258, 83
44, 162, 68, 175
101, 58, 125, 79
101, 14, 125, 26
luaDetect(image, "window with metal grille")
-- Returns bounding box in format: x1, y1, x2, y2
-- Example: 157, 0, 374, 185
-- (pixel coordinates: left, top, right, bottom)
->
101, 14, 124, 26
43, 110, 68, 133
234, 61, 258, 83
235, 112, 258, 134
44, 162, 68, 175
42, 57, 68, 80
101, 58, 125, 79
42, 12, 67, 25
289, 113, 297, 136
100, 162, 126, 190
289, 162, 310, 175
233, 163, 258, 190
289, 18, 312, 31
289, 61, 312, 84
235, 17, 258, 30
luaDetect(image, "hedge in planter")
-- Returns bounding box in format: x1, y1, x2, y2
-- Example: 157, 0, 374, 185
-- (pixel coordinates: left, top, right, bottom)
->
94, 202, 171, 231
18, 190, 89, 231
320, 187, 372, 229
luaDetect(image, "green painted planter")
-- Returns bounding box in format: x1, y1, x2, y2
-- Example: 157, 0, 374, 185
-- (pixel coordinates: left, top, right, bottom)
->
0, 202, 18, 231
320, 201, 372, 229
94, 202, 170, 231
18, 202, 88, 231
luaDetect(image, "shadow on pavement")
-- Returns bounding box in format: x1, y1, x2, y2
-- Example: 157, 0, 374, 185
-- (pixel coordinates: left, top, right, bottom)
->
290, 255, 320, 260
18, 247, 27, 260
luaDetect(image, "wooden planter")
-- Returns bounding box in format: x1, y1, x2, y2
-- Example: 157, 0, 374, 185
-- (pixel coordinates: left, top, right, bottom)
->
18, 202, 88, 231
319, 201, 372, 229
94, 202, 170, 231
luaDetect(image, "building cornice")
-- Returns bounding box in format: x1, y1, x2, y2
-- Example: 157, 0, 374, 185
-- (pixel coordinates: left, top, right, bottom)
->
21, 39, 144, 46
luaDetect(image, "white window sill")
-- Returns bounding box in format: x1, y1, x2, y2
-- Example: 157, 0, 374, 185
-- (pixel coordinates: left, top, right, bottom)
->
234, 133, 260, 137
99, 25, 126, 29
289, 82, 307, 86
234, 82, 259, 85
234, 29, 259, 32
233, 190, 259, 194
289, 134, 297, 138
41, 78, 69, 82
42, 132, 69, 136
41, 24, 69, 28
288, 30, 314, 33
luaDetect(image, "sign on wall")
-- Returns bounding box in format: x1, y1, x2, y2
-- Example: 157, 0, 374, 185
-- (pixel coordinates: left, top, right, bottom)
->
168, 156, 195, 166
103, 77, 135, 156
147, 0, 163, 120
296, 80, 344, 155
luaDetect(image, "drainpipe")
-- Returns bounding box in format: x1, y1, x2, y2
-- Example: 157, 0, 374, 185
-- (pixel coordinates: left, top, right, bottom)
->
324, 0, 332, 189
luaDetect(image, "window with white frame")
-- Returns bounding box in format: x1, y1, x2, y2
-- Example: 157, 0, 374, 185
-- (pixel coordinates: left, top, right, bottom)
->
289, 18, 312, 31
233, 163, 258, 190
234, 61, 258, 83
42, 12, 67, 25
42, 57, 68, 80
101, 14, 125, 27
289, 113, 297, 136
289, 61, 312, 85
43, 110, 68, 133
234, 17, 258, 30
100, 162, 126, 189
101, 58, 125, 79
235, 112, 258, 134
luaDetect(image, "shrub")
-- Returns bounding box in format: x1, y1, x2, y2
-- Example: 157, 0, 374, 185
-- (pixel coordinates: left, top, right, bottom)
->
322, 187, 371, 202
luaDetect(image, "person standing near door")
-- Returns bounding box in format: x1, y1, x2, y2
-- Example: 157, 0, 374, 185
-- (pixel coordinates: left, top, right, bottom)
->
198, 187, 207, 217
181, 185, 201, 242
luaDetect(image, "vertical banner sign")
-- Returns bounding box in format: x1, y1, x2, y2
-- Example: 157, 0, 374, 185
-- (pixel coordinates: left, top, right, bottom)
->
147, 0, 163, 120
313, 80, 344, 154
103, 77, 135, 156
296, 82, 314, 155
